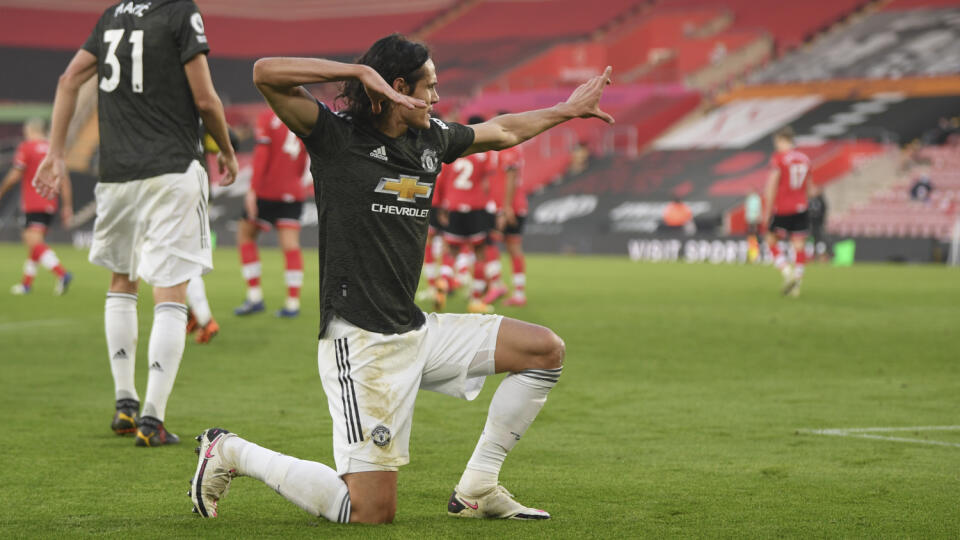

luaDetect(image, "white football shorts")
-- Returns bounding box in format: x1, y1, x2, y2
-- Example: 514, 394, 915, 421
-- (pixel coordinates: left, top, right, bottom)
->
88, 160, 212, 287
318, 312, 503, 475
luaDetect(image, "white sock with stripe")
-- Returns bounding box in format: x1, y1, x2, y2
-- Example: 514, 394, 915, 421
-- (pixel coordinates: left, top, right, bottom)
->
142, 302, 187, 421
105, 292, 139, 402
221, 436, 351, 523
458, 367, 562, 496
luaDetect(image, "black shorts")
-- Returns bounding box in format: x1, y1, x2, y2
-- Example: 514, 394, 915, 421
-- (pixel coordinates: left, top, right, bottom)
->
428, 206, 443, 233
444, 209, 492, 244
769, 211, 809, 235
504, 215, 526, 237
23, 212, 54, 230
244, 199, 303, 230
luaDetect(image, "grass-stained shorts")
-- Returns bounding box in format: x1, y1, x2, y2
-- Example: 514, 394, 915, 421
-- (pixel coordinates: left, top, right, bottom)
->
318, 312, 503, 475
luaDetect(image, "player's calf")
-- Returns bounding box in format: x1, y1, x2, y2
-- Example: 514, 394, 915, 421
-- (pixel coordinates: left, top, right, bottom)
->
342, 471, 397, 524
453, 319, 564, 519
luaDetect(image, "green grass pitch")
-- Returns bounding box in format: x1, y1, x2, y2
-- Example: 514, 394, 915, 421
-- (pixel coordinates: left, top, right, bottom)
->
1, 242, 958, 538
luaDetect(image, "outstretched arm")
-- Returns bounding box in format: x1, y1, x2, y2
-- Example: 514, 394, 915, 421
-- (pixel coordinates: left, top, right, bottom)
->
33, 49, 97, 200
252, 57, 426, 136
465, 67, 614, 156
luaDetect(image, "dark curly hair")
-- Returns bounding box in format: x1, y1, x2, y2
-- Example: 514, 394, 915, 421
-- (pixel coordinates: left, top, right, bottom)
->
337, 34, 431, 124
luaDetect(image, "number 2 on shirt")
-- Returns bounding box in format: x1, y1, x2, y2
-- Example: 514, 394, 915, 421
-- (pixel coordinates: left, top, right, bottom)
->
101, 29, 144, 94
452, 158, 474, 190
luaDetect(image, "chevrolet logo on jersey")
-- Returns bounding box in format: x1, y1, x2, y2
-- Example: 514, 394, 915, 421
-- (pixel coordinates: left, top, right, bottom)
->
375, 175, 432, 203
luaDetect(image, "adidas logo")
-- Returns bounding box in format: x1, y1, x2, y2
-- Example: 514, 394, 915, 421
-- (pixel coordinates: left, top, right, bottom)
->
149, 361, 163, 372
114, 349, 128, 360
369, 146, 388, 162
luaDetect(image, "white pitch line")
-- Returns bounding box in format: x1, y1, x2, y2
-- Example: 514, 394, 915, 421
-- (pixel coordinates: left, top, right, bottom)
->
799, 426, 960, 449
0, 319, 75, 332
806, 426, 960, 435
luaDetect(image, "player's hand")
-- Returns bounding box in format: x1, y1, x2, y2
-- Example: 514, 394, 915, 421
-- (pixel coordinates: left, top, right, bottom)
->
438, 208, 449, 227
218, 152, 239, 187
244, 190, 258, 221
33, 155, 67, 200
563, 66, 615, 124
61, 207, 73, 229
504, 207, 517, 226
495, 213, 506, 232
359, 66, 427, 114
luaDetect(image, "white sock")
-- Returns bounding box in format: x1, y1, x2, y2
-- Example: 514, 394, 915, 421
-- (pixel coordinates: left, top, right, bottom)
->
285, 297, 300, 311
142, 302, 187, 421
513, 273, 526, 292
455, 251, 473, 276
186, 277, 213, 326
247, 286, 263, 303
105, 292, 139, 402
458, 367, 562, 496
23, 259, 37, 281
222, 436, 351, 523
38, 247, 60, 270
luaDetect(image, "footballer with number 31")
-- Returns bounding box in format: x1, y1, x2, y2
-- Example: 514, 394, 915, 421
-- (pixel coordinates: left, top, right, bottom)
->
190, 34, 614, 524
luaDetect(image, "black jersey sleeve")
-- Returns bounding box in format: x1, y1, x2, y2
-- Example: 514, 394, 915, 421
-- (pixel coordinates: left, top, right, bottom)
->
81, 15, 102, 56
433, 119, 475, 163
300, 100, 349, 157
171, 2, 210, 64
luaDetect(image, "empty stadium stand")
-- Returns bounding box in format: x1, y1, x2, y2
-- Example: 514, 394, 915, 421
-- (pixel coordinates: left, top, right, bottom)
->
658, 0, 869, 54
829, 146, 960, 239
423, 0, 641, 43
750, 6, 960, 83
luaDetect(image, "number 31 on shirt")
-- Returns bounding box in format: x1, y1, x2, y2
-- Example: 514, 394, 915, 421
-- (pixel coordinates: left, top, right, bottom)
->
100, 29, 144, 93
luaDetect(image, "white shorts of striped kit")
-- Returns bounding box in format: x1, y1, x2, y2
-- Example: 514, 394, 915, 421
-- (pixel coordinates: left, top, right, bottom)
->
89, 160, 212, 287
318, 312, 503, 475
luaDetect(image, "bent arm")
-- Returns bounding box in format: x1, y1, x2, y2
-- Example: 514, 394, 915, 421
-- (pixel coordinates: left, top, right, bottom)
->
252, 58, 361, 136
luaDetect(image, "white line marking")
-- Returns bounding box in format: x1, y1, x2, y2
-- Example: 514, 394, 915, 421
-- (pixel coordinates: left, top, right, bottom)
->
799, 426, 960, 449
0, 319, 75, 332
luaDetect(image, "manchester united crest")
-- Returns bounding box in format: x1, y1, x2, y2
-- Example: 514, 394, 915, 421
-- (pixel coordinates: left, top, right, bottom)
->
421, 148, 438, 172
371, 424, 391, 447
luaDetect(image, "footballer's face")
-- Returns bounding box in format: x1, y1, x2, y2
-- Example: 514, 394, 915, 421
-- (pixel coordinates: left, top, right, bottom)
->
774, 135, 792, 152
402, 59, 439, 130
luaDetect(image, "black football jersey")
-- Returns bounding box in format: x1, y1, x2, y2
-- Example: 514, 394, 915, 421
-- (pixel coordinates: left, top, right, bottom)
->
300, 102, 475, 336
82, 0, 209, 182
